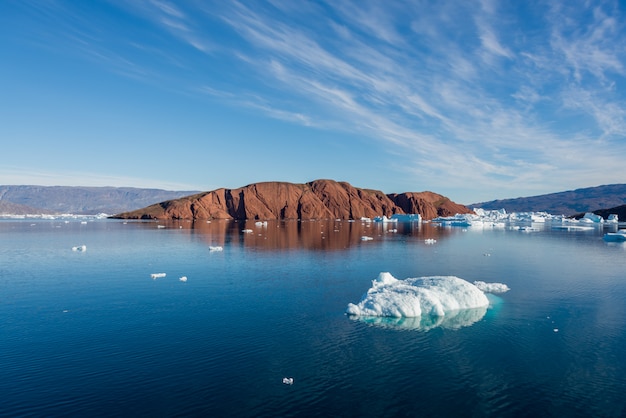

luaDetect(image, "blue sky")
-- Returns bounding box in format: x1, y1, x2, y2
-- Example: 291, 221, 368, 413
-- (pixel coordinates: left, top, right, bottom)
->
1, 0, 625, 204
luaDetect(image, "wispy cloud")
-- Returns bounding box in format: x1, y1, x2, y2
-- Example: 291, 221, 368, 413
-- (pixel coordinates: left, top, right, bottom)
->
8, 0, 626, 200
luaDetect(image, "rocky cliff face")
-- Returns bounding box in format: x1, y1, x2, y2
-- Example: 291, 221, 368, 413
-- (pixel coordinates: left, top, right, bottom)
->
113, 179, 472, 221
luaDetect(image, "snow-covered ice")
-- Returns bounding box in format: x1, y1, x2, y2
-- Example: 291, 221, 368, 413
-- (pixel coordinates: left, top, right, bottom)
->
282, 377, 294, 385
346, 273, 509, 330
346, 272, 490, 318
473, 281, 510, 294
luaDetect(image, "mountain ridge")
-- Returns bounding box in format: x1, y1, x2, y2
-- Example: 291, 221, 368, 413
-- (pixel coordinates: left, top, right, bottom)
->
0, 185, 199, 215
469, 184, 626, 215
112, 179, 471, 221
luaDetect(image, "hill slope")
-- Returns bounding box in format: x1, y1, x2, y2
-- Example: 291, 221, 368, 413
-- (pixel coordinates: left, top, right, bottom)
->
0, 185, 199, 215
469, 184, 626, 215
113, 179, 471, 221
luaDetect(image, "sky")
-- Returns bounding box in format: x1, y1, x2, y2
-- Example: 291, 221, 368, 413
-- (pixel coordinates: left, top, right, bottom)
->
1, 0, 625, 204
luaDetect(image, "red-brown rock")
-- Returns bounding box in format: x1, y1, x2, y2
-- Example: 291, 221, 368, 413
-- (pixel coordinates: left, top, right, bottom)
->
113, 179, 472, 221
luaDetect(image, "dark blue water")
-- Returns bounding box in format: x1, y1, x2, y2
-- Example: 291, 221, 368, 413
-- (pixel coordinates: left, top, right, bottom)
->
1, 219, 625, 417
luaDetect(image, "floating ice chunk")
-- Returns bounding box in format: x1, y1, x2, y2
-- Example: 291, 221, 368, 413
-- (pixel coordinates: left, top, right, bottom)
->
424, 238, 436, 244
390, 214, 421, 222
209, 246, 223, 252
157, 225, 166, 229
473, 281, 510, 294
255, 221, 268, 227
603, 230, 626, 242
346, 272, 489, 318
179, 276, 187, 282
582, 212, 603, 223
373, 216, 397, 223
282, 377, 294, 385
151, 273, 166, 279
360, 236, 374, 241
72, 245, 87, 252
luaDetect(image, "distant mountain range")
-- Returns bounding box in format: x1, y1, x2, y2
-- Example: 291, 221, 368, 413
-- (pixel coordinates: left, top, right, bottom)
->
469, 184, 626, 215
2, 182, 625, 218
0, 186, 199, 215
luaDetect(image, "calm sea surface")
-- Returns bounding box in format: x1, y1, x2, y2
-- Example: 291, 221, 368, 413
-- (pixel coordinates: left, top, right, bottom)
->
1, 218, 626, 417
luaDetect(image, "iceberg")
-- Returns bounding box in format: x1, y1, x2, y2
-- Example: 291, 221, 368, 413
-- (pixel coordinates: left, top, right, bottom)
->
346, 272, 489, 318
581, 212, 604, 223
373, 216, 398, 223
390, 213, 421, 222
603, 230, 626, 242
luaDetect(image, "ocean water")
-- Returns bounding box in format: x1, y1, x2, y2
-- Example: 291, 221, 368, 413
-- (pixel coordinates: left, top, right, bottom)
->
1, 218, 626, 417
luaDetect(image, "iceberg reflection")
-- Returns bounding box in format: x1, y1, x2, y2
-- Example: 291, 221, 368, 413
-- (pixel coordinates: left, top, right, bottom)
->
348, 306, 487, 331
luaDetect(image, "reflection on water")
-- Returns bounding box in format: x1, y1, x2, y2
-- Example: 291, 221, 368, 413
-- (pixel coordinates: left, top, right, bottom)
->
349, 305, 488, 331
141, 219, 454, 251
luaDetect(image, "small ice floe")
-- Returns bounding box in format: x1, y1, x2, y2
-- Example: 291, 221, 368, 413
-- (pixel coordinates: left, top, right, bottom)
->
72, 245, 87, 252
179, 276, 188, 282
473, 281, 510, 294
151, 273, 166, 279
553, 328, 559, 333
242, 229, 253, 233
80, 221, 87, 225
157, 225, 166, 229
209, 246, 223, 252
361, 236, 374, 241
255, 221, 268, 227
603, 230, 626, 242
282, 377, 294, 385
424, 238, 436, 244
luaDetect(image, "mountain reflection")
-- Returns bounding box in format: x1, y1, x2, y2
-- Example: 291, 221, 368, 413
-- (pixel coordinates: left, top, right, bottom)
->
142, 219, 456, 251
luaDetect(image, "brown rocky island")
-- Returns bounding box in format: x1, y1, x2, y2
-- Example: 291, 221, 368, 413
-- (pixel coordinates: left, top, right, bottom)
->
111, 179, 471, 221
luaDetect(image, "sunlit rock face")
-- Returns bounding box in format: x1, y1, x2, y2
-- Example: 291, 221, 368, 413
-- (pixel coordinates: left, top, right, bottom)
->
113, 179, 473, 221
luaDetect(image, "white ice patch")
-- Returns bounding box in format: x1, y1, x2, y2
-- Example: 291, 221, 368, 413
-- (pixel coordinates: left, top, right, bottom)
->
473, 281, 510, 294
346, 272, 489, 318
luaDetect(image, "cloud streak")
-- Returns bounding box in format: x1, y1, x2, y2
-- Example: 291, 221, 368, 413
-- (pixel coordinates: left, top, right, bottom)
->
7, 0, 626, 201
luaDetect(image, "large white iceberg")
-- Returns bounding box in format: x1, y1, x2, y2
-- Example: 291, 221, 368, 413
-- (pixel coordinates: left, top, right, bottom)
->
346, 272, 490, 318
